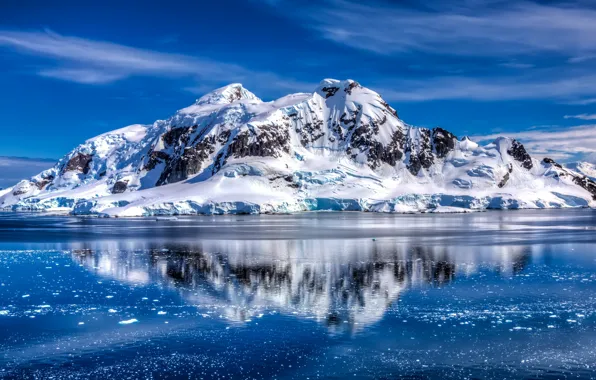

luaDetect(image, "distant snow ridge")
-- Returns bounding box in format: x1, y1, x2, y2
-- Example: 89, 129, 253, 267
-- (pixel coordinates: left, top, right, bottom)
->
1, 79, 595, 216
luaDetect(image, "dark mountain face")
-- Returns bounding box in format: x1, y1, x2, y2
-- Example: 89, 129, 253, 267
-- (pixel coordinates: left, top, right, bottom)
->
508, 140, 533, 170
543, 158, 596, 200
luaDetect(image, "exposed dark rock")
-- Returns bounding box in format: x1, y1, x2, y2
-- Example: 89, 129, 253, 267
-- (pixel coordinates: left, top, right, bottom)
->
542, 157, 563, 169
381, 130, 406, 166
331, 120, 345, 142
339, 109, 359, 132
162, 126, 193, 147
380, 100, 398, 118
542, 157, 596, 200
228, 86, 243, 102
217, 129, 231, 144
157, 137, 215, 185
344, 81, 360, 95
283, 175, 299, 188
112, 180, 128, 194
407, 129, 433, 175
407, 156, 423, 176
64, 153, 93, 174
498, 172, 510, 188
507, 140, 533, 170
35, 174, 54, 190
357, 128, 405, 169
145, 151, 171, 171
432, 127, 457, 158
12, 184, 31, 196
297, 117, 325, 146
321, 86, 339, 98
572, 176, 596, 200
226, 126, 290, 160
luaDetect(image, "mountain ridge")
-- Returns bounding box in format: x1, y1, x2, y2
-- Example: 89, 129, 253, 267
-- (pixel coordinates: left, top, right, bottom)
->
1, 79, 595, 216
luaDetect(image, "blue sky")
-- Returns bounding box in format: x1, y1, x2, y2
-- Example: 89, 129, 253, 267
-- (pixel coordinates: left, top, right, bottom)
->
1, 0, 596, 166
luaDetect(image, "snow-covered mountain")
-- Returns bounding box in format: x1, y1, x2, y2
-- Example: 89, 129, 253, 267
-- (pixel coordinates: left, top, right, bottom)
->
565, 162, 596, 181
1, 79, 595, 216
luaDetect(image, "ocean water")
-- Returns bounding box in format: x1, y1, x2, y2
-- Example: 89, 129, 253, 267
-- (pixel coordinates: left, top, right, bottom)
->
0, 209, 595, 379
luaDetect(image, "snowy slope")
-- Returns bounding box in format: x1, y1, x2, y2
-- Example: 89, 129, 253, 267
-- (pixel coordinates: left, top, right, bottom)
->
565, 162, 596, 181
1, 79, 595, 216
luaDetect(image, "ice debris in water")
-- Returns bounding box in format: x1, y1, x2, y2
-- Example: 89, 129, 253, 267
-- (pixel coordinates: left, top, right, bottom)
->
118, 319, 139, 325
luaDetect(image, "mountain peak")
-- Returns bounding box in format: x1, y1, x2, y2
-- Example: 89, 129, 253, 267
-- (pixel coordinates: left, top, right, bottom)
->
195, 83, 262, 106
315, 78, 361, 98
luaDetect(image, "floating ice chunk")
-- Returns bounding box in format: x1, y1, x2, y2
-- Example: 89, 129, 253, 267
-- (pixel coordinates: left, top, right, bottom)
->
105, 295, 114, 299
118, 319, 139, 325
78, 322, 85, 325
22, 294, 30, 298
157, 311, 167, 315
0, 310, 8, 315
108, 309, 117, 313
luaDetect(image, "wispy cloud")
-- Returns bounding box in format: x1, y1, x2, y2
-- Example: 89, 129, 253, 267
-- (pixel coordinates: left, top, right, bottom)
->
498, 62, 535, 69
263, 0, 596, 103
38, 68, 128, 84
0, 29, 314, 96
372, 73, 596, 102
563, 98, 596, 106
471, 124, 596, 162
0, 156, 55, 188
564, 114, 596, 121
287, 0, 596, 58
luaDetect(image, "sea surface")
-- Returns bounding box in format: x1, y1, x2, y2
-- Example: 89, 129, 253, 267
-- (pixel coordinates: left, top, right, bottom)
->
0, 210, 595, 379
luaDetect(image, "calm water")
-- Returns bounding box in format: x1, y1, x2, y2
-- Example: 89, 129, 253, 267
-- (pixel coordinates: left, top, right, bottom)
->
0, 210, 595, 379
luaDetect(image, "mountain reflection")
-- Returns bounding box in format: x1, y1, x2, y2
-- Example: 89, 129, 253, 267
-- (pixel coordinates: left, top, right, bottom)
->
70, 239, 530, 333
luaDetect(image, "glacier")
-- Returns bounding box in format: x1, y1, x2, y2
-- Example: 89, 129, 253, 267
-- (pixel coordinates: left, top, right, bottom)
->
1, 79, 595, 217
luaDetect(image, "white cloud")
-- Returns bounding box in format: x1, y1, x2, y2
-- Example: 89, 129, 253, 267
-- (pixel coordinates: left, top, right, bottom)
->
263, 0, 596, 103
0, 157, 54, 188
294, 0, 596, 58
371, 74, 596, 102
471, 124, 596, 162
38, 68, 128, 84
498, 62, 535, 69
583, 152, 596, 164
0, 29, 314, 95
563, 98, 596, 106
564, 114, 596, 121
